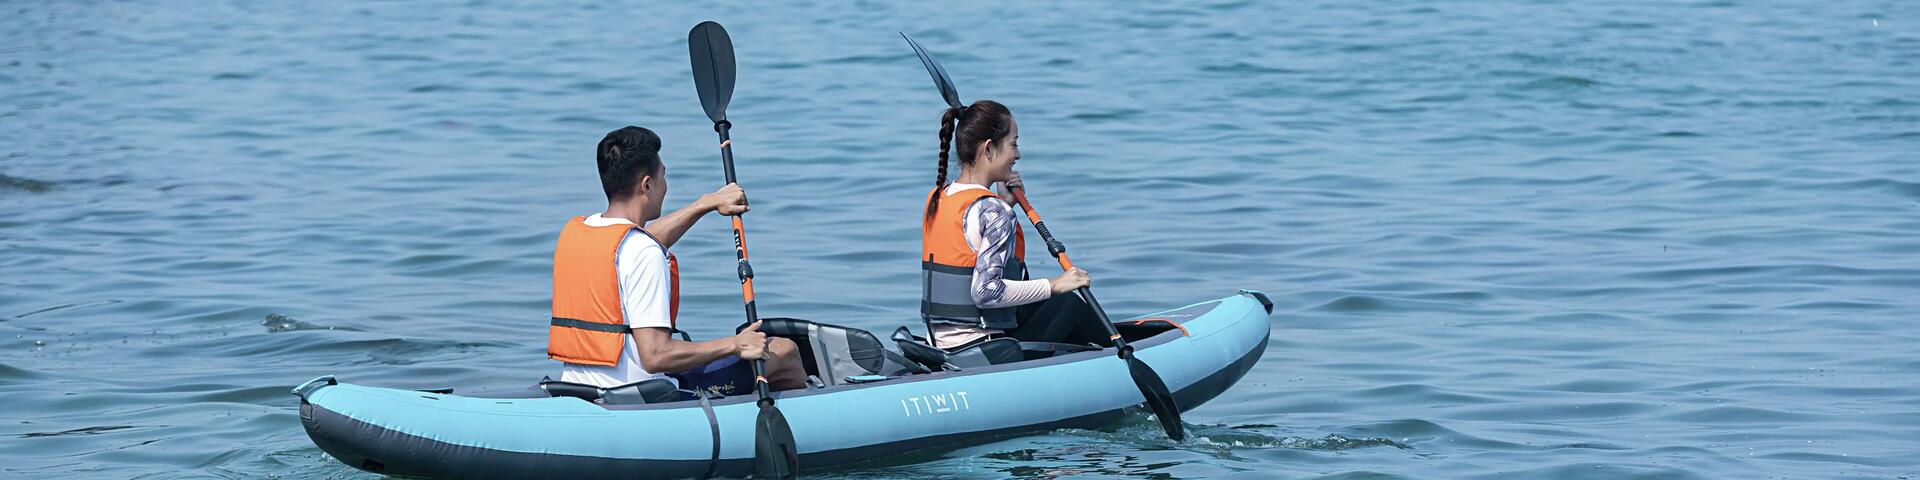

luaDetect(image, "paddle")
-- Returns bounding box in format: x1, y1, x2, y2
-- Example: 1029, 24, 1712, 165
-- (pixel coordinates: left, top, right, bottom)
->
1007, 187, 1185, 440
689, 21, 798, 479
900, 32, 1186, 441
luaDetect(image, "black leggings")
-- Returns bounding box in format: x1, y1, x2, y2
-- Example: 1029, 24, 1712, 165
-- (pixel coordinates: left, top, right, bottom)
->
1004, 292, 1108, 346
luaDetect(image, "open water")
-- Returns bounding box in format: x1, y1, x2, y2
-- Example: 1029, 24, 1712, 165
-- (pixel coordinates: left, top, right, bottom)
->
3, 1, 1917, 478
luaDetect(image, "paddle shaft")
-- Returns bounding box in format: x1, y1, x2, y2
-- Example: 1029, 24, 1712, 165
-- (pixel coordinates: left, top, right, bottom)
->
713, 123, 774, 403
690, 21, 798, 477
1006, 187, 1134, 355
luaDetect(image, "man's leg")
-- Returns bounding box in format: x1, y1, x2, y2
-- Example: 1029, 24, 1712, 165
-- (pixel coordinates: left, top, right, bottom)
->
763, 337, 808, 390
671, 342, 806, 397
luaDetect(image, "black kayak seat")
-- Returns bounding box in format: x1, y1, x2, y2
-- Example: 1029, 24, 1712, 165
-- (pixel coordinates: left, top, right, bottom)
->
891, 326, 1016, 370
892, 326, 949, 369
892, 326, 1098, 371
538, 377, 680, 406
958, 338, 1025, 367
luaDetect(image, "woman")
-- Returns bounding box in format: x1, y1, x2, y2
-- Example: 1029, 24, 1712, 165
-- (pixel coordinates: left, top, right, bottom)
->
919, 100, 1101, 350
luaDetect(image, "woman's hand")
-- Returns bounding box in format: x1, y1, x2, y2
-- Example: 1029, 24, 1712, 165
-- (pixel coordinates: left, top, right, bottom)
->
999, 170, 1024, 204
1048, 267, 1090, 295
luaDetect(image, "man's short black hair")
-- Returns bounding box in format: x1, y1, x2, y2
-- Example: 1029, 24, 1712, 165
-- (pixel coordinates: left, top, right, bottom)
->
597, 126, 663, 201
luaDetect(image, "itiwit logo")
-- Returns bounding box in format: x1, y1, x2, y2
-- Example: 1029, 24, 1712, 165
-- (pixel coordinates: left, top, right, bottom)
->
901, 391, 971, 417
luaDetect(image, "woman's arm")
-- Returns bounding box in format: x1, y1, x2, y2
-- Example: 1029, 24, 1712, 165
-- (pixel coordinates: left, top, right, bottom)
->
968, 199, 1053, 308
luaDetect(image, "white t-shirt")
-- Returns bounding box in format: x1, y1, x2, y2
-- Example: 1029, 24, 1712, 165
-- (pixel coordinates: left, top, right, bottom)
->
558, 214, 678, 388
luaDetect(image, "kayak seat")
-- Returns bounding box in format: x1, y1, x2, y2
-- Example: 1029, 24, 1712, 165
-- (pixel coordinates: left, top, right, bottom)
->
891, 326, 1024, 371
892, 327, 951, 370
538, 377, 679, 405
755, 318, 928, 385
954, 338, 1024, 367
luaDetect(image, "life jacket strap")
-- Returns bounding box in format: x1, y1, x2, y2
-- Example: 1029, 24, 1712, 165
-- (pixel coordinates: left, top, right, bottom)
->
549, 317, 629, 333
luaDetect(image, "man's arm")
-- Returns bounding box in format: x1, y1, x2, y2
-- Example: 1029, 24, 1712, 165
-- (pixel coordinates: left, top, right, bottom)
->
631, 325, 764, 373
642, 201, 715, 249
642, 184, 749, 248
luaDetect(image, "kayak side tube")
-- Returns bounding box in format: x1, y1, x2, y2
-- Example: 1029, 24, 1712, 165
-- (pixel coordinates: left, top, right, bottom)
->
295, 292, 1273, 478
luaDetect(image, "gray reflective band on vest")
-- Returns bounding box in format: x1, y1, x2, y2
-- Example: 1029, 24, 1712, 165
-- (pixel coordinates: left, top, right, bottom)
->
921, 258, 983, 323
550, 317, 628, 333
921, 300, 982, 319
920, 258, 1024, 329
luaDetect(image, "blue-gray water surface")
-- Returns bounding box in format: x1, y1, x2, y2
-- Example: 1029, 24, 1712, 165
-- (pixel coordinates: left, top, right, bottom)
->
4, 1, 1917, 478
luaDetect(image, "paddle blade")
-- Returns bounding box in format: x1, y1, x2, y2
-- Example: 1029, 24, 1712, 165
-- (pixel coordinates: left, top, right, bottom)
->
754, 405, 799, 479
1126, 355, 1186, 441
900, 32, 962, 109
688, 21, 736, 123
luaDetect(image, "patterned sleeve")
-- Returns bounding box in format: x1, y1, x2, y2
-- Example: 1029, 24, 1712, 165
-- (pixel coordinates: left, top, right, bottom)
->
969, 198, 1052, 308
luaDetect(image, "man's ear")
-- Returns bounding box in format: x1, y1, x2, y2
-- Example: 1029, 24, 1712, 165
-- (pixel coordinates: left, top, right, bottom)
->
634, 174, 653, 196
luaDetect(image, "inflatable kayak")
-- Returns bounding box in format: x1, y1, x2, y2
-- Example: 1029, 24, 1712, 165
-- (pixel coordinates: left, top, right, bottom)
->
293, 291, 1273, 478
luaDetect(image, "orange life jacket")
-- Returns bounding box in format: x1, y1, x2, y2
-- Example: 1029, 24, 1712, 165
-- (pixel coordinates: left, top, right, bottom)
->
921, 186, 1026, 328
547, 216, 679, 367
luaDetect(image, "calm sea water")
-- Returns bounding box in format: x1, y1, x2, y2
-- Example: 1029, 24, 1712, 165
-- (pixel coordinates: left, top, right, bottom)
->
4, 1, 1918, 478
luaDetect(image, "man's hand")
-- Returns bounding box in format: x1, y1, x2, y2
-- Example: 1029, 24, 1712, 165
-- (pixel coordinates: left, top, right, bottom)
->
701, 184, 750, 216
647, 184, 748, 247
733, 320, 768, 360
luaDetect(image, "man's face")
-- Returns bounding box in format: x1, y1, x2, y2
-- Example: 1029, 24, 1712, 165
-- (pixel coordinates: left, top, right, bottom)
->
642, 163, 667, 221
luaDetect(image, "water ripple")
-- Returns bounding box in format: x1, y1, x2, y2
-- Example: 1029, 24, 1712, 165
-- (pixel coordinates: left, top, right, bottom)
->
5, 0, 1918, 478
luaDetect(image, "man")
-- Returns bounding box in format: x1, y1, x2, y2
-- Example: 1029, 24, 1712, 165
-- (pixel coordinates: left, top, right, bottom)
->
548, 126, 806, 393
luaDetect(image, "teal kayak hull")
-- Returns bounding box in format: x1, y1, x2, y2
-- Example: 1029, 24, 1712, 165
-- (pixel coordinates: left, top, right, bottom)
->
294, 291, 1273, 478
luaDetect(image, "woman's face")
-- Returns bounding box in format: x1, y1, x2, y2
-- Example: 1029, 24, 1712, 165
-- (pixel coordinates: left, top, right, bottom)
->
977, 118, 1021, 182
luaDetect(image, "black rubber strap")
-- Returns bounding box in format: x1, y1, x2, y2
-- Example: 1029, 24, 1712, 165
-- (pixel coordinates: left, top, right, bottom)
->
690, 390, 721, 479
550, 317, 628, 333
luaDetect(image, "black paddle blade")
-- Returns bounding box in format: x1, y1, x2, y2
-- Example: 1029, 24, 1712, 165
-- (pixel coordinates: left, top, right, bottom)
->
754, 405, 799, 479
900, 32, 962, 109
689, 21, 736, 123
1126, 355, 1186, 441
